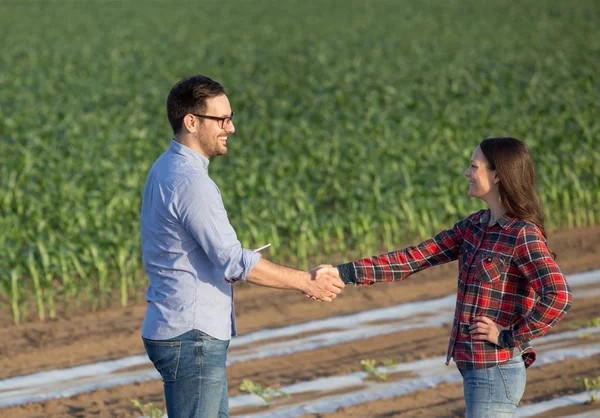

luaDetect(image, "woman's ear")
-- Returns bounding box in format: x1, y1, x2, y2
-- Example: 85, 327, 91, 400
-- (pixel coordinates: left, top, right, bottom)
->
493, 172, 500, 184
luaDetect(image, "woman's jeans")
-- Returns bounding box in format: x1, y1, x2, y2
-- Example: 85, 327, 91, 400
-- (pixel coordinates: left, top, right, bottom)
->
143, 329, 230, 418
459, 354, 526, 418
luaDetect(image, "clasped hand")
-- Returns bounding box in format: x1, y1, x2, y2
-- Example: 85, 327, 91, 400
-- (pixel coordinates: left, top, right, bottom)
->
303, 265, 345, 302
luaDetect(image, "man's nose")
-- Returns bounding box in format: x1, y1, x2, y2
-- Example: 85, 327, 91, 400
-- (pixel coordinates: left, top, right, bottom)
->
225, 121, 235, 134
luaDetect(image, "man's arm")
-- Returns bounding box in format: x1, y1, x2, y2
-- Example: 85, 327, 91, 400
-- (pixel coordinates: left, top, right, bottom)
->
246, 259, 345, 302
174, 176, 260, 283
174, 176, 344, 301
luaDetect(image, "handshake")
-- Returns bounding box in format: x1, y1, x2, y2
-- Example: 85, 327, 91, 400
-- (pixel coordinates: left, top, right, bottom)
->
303, 265, 345, 303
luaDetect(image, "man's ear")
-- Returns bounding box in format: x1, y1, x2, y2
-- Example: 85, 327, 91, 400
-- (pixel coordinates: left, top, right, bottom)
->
182, 114, 199, 133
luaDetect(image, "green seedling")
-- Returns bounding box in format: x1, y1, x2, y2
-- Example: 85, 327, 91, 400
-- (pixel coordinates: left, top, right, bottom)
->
575, 376, 600, 404
571, 317, 600, 330
360, 359, 389, 381
381, 359, 399, 368
131, 399, 166, 418
239, 379, 291, 405
1, 1, 599, 328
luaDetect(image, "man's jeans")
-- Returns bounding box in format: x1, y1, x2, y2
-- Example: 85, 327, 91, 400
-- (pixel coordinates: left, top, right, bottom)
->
143, 329, 230, 418
460, 354, 526, 418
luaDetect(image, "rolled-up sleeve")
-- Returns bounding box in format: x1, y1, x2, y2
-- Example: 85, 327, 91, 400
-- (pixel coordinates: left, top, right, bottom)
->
172, 174, 260, 283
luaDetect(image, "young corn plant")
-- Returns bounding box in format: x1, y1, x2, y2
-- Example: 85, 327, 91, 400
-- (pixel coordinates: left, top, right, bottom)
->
381, 359, 400, 368
570, 317, 600, 330
239, 379, 291, 405
2, 0, 600, 323
37, 240, 57, 319
89, 245, 108, 310
26, 251, 45, 321
10, 268, 21, 325
115, 247, 130, 308
131, 399, 165, 418
68, 252, 88, 311
575, 377, 600, 404
360, 359, 389, 381
57, 249, 76, 315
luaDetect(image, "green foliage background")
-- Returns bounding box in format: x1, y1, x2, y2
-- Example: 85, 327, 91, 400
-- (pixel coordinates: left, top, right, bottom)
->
1, 0, 598, 322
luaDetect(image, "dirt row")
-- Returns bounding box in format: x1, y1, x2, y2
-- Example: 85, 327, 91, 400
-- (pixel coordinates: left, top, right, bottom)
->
1, 225, 599, 417
3, 294, 599, 418
307, 353, 600, 418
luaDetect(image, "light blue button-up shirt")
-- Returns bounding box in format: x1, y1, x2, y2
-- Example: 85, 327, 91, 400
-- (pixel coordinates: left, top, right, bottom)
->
140, 140, 260, 341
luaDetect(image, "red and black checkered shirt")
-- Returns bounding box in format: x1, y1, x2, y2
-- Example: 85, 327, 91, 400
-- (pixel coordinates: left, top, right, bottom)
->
337, 210, 572, 370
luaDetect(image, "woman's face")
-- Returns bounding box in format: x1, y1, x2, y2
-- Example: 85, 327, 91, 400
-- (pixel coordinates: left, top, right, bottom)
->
464, 146, 499, 201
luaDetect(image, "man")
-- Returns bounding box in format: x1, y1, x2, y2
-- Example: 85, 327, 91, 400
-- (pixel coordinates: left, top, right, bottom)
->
140, 75, 344, 418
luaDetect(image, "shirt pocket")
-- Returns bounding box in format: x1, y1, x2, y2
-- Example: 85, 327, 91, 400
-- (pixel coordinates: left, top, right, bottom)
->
474, 252, 511, 284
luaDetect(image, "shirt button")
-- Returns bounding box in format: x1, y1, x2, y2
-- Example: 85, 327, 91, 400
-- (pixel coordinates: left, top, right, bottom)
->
486, 257, 492, 262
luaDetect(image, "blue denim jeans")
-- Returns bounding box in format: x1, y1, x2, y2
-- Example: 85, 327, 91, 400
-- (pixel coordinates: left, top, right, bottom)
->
459, 354, 526, 418
143, 329, 230, 418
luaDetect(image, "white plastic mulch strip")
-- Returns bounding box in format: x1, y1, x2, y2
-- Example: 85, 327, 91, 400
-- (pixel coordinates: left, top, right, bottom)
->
515, 392, 594, 417
0, 268, 599, 409
228, 326, 600, 410
232, 340, 600, 417
0, 295, 457, 408
557, 411, 600, 418
229, 300, 455, 364
232, 324, 600, 408
230, 294, 456, 347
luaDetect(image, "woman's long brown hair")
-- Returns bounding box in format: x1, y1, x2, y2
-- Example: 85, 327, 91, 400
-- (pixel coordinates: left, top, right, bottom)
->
479, 137, 549, 241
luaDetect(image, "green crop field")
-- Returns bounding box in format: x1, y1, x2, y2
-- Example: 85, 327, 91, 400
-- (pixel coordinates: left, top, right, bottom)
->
1, 0, 598, 324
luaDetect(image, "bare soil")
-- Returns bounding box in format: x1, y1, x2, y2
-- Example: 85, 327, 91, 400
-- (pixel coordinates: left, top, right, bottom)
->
1, 225, 600, 418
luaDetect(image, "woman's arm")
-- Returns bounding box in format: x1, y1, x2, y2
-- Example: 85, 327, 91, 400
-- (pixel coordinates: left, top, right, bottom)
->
508, 226, 573, 346
337, 217, 468, 286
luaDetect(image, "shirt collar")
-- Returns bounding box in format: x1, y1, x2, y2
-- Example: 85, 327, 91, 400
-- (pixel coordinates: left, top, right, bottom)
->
169, 139, 210, 171
479, 209, 515, 229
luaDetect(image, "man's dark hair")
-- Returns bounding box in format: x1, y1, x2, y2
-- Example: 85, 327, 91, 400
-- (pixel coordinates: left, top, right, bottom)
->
166, 75, 225, 135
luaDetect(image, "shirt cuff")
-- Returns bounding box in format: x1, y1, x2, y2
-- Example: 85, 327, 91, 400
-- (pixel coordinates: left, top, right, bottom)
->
226, 248, 261, 283
337, 263, 357, 284
498, 330, 516, 349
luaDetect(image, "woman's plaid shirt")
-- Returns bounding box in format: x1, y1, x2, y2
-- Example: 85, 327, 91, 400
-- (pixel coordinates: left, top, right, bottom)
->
337, 210, 572, 370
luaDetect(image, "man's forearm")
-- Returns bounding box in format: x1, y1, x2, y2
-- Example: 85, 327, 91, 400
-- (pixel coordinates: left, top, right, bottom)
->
246, 258, 309, 293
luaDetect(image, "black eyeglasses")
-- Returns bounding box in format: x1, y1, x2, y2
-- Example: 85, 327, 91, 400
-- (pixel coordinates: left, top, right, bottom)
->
192, 112, 235, 129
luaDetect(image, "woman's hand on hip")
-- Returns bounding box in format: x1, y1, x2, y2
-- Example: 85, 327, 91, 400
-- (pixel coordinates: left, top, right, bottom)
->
469, 316, 508, 346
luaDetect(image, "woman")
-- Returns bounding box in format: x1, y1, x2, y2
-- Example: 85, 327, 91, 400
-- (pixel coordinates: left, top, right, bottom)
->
335, 137, 572, 417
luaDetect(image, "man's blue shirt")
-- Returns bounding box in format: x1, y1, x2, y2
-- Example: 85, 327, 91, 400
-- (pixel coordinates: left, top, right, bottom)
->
140, 139, 260, 341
